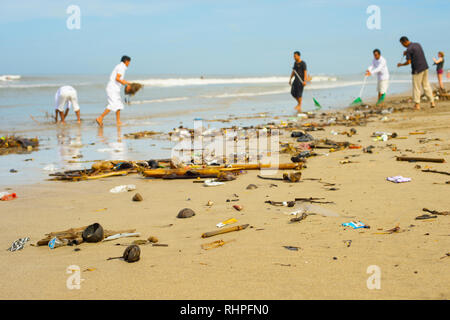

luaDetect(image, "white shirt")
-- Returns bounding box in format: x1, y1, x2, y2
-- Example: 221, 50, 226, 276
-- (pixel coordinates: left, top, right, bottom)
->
368, 56, 389, 81
107, 62, 127, 92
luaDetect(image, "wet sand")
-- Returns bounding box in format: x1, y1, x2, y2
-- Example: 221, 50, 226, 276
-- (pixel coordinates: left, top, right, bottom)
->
0, 90, 449, 300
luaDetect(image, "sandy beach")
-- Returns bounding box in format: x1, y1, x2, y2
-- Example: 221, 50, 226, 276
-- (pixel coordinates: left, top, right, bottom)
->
1, 89, 449, 300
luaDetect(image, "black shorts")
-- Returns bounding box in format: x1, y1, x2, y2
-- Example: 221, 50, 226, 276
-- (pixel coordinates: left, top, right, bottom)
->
291, 80, 304, 99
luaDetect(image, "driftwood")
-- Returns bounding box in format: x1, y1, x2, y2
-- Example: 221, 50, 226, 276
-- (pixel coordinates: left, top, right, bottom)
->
421, 169, 450, 176
201, 224, 249, 238
423, 208, 450, 216
396, 156, 445, 163
37, 226, 136, 246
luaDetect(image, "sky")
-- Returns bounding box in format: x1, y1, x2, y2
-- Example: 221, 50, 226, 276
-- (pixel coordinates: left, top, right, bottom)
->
0, 0, 449, 76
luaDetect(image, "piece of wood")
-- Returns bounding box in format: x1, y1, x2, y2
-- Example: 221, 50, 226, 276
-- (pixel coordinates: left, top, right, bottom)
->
201, 224, 249, 238
421, 169, 450, 176
396, 156, 445, 163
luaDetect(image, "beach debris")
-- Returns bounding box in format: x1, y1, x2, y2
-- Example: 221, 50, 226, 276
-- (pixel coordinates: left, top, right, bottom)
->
257, 171, 302, 183
374, 224, 402, 235
290, 212, 308, 223
283, 246, 300, 251
201, 239, 235, 250
342, 221, 370, 229
386, 176, 411, 183
152, 243, 168, 247
415, 214, 437, 220
10, 169, 18, 173
294, 197, 334, 204
7, 237, 30, 252
147, 236, 158, 243
82, 223, 104, 243
343, 240, 352, 247
216, 218, 238, 228
177, 208, 196, 219
246, 184, 258, 190
423, 208, 449, 216
124, 130, 160, 139
440, 253, 450, 260
409, 131, 426, 135
44, 164, 58, 172
289, 203, 340, 217
110, 184, 136, 193
132, 239, 148, 245
291, 151, 312, 162
396, 156, 445, 163
201, 224, 249, 238
203, 179, 225, 187
363, 145, 375, 153
36, 225, 137, 246
1, 192, 17, 201
132, 193, 143, 201
0, 135, 39, 155
265, 200, 296, 207
233, 205, 243, 211
421, 169, 450, 176
103, 232, 140, 241
107, 245, 141, 263
48, 237, 67, 249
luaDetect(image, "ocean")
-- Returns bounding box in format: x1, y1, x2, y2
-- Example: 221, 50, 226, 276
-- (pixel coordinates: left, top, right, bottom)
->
0, 72, 420, 186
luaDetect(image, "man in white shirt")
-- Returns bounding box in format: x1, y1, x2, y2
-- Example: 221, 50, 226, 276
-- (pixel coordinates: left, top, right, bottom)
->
366, 49, 389, 101
54, 85, 80, 124
96, 56, 131, 126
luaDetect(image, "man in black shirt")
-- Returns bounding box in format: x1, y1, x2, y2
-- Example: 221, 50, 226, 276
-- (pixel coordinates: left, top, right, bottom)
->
289, 51, 308, 113
397, 36, 435, 110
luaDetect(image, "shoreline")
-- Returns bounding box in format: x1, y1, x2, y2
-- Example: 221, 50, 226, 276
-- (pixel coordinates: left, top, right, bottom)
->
0, 88, 449, 299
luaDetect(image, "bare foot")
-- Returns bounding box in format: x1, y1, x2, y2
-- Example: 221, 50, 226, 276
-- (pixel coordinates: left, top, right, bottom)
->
96, 117, 103, 127
116, 121, 123, 126
414, 104, 421, 111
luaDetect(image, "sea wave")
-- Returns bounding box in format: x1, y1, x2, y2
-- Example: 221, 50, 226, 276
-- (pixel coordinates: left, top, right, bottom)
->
0, 75, 21, 81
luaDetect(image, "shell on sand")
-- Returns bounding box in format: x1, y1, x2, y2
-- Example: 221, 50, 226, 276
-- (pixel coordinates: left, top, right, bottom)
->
246, 184, 258, 190
123, 245, 140, 263
177, 208, 196, 218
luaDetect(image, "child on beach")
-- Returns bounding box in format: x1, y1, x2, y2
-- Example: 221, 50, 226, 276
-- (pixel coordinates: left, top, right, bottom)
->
366, 49, 389, 103
96, 56, 131, 126
289, 51, 308, 113
432, 51, 445, 91
54, 85, 81, 124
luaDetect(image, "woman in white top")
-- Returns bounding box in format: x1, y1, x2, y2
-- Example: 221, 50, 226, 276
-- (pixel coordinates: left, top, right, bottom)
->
96, 56, 132, 127
366, 49, 389, 102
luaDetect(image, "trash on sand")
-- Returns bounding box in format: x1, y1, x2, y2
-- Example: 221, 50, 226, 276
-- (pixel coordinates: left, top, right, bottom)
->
265, 200, 296, 207
423, 208, 449, 216
216, 218, 238, 228
1, 192, 17, 201
233, 205, 243, 211
147, 236, 158, 243
37, 225, 137, 246
374, 225, 401, 234
177, 208, 196, 218
290, 212, 308, 223
283, 246, 300, 251
201, 224, 249, 238
342, 221, 370, 229
246, 184, 258, 190
386, 176, 411, 183
206, 200, 214, 207
48, 237, 67, 249
110, 184, 136, 193
7, 237, 30, 252
132, 193, 143, 201
415, 214, 437, 220
107, 245, 141, 263
204, 179, 225, 187
289, 203, 340, 217
82, 223, 104, 243
343, 240, 352, 247
421, 169, 450, 176
201, 239, 235, 250
396, 156, 445, 163
440, 253, 450, 260
103, 232, 141, 241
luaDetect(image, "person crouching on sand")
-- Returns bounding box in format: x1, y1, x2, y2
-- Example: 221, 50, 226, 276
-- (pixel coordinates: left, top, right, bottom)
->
366, 49, 389, 104
289, 51, 308, 113
96, 55, 131, 127
432, 51, 445, 91
54, 85, 81, 124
